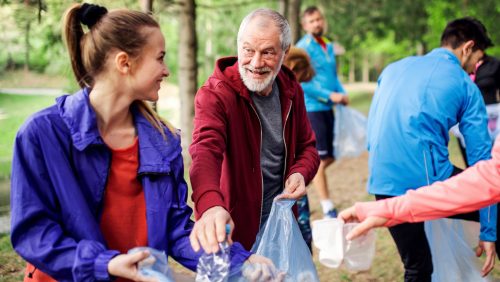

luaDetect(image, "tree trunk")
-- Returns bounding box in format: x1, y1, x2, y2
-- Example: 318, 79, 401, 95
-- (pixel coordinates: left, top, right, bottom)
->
24, 21, 30, 71
362, 54, 369, 82
178, 0, 197, 165
349, 55, 355, 83
140, 0, 157, 112
287, 0, 301, 44
278, 0, 288, 18
140, 0, 153, 13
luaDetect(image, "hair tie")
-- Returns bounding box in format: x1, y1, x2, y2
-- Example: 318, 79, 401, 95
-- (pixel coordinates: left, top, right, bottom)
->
79, 3, 108, 29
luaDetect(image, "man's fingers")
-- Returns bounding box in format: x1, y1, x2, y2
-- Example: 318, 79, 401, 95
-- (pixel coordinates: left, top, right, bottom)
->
204, 219, 219, 253
215, 214, 231, 244
475, 245, 484, 257
481, 253, 495, 277
196, 224, 211, 253
189, 226, 201, 252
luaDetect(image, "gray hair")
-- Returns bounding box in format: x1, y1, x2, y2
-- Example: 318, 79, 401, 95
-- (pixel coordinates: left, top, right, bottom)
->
237, 8, 291, 51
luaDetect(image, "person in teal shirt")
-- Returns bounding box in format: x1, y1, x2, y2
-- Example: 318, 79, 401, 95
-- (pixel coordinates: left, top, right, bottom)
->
296, 6, 348, 218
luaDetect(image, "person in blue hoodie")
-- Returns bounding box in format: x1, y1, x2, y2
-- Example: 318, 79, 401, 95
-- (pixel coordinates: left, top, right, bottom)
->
367, 17, 497, 281
296, 6, 349, 218
9, 3, 266, 281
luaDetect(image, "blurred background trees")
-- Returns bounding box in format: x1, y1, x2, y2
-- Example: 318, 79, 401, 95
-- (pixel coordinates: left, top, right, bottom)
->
1, 0, 498, 83
1, 0, 499, 145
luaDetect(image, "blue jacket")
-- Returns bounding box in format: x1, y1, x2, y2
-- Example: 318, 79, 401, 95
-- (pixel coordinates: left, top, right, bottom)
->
367, 48, 496, 241
10, 88, 251, 281
296, 34, 346, 112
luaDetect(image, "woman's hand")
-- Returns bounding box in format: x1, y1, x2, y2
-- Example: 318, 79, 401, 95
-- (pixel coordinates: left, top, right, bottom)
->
108, 250, 158, 282
339, 206, 388, 240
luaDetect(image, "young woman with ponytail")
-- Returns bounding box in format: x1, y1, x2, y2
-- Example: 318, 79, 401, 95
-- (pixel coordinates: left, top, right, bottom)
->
9, 3, 263, 281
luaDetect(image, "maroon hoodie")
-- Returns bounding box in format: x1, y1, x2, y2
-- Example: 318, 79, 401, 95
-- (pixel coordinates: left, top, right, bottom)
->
189, 57, 319, 250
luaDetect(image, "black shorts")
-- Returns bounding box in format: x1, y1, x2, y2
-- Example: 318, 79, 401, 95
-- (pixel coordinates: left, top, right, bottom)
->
307, 110, 334, 159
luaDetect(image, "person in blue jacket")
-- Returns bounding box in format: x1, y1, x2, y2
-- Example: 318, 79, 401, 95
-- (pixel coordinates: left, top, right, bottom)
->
296, 6, 349, 218
368, 17, 497, 281
9, 3, 266, 281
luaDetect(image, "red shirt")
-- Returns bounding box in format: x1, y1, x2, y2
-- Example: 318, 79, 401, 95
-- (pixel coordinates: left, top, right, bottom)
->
314, 36, 327, 51
100, 137, 148, 253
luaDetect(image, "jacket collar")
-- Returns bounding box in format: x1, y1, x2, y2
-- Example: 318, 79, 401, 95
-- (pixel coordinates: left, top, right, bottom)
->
57, 88, 180, 174
428, 48, 461, 66
304, 33, 331, 44
213, 56, 297, 102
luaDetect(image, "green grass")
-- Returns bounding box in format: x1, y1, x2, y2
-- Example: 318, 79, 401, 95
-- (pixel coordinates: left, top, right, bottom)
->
0, 94, 56, 180
0, 234, 24, 281
348, 91, 373, 115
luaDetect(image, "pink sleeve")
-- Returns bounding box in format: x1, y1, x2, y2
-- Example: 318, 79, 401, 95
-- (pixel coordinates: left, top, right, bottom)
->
356, 137, 500, 227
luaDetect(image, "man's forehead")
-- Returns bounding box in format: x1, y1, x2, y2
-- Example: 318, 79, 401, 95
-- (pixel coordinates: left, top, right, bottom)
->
304, 11, 323, 20
240, 21, 280, 42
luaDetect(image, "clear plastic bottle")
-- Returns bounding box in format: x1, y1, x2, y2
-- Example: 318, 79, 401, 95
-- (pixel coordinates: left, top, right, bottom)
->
195, 224, 231, 282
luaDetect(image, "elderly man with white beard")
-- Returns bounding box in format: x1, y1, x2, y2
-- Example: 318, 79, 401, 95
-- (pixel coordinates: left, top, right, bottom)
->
188, 8, 320, 254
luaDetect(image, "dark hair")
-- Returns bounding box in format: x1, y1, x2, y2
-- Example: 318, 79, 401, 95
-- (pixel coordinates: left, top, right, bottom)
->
284, 47, 315, 82
440, 17, 493, 51
302, 6, 321, 19
62, 3, 173, 136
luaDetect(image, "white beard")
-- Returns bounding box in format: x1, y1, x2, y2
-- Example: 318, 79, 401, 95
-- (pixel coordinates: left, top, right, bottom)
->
238, 55, 284, 94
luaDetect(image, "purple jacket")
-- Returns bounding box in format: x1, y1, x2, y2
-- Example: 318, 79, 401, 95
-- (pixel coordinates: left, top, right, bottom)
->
10, 88, 250, 281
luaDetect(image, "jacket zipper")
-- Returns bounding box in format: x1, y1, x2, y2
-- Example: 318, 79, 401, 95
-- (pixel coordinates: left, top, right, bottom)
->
249, 103, 264, 229
429, 144, 437, 177
282, 103, 292, 194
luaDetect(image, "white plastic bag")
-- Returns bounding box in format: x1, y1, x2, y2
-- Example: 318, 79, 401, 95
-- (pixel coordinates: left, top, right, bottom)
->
333, 105, 367, 160
312, 218, 376, 271
424, 218, 489, 282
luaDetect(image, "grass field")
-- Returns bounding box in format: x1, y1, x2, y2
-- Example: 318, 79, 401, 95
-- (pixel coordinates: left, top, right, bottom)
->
0, 94, 57, 180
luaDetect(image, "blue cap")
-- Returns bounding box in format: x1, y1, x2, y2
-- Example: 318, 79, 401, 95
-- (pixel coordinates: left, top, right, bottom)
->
225, 224, 231, 235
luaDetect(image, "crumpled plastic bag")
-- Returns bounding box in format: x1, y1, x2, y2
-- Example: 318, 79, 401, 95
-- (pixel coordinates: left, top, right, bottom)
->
128, 247, 174, 282
333, 105, 367, 160
196, 225, 231, 282
425, 218, 489, 282
249, 199, 319, 282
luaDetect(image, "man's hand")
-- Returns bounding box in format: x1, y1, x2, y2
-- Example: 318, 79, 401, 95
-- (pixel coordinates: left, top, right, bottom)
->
339, 206, 388, 240
108, 251, 158, 282
243, 255, 285, 282
475, 240, 496, 277
189, 206, 233, 254
275, 173, 306, 200
329, 93, 349, 105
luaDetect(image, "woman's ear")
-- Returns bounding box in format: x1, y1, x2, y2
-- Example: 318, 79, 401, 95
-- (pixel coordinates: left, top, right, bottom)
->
115, 51, 130, 75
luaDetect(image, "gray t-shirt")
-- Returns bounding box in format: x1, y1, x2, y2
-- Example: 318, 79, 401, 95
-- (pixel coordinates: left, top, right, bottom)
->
250, 82, 285, 227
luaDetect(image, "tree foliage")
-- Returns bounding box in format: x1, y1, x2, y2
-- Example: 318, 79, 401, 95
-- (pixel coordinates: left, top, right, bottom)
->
1, 0, 499, 82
